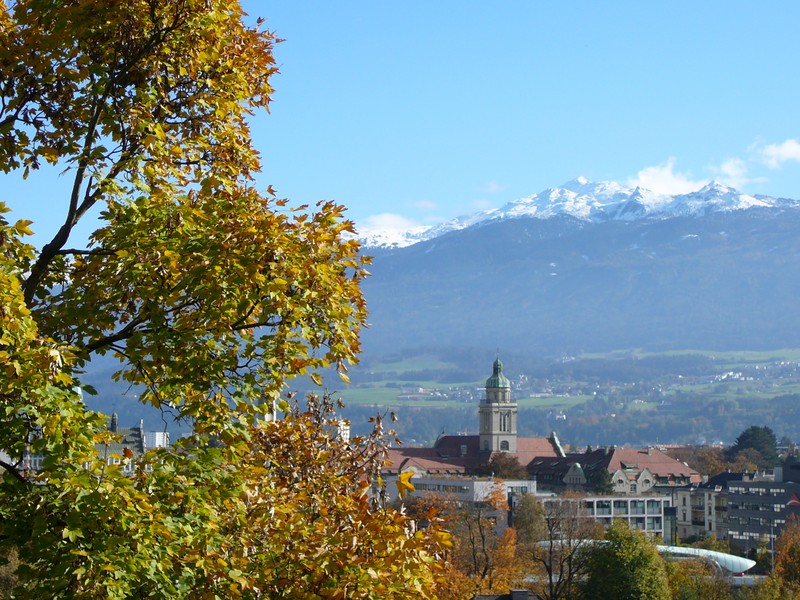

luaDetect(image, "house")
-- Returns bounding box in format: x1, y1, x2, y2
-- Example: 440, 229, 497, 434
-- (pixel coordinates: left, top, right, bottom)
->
93, 413, 170, 473
579, 494, 672, 539
527, 446, 701, 495
97, 414, 171, 474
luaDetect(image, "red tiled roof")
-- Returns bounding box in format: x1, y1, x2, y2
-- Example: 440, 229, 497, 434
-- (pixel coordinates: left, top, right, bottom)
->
526, 447, 702, 484
514, 437, 562, 464
384, 447, 471, 475
384, 435, 562, 476
606, 447, 701, 482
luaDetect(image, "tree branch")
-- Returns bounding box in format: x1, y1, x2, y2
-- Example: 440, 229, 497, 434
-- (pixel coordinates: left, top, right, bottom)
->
55, 248, 116, 256
22, 93, 107, 307
0, 459, 28, 485
84, 314, 147, 354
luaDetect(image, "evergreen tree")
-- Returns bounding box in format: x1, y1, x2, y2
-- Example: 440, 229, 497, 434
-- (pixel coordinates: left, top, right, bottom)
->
727, 426, 779, 468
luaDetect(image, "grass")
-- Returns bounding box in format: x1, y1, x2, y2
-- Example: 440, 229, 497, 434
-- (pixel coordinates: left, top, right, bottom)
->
516, 395, 593, 409
337, 347, 800, 410
577, 347, 800, 364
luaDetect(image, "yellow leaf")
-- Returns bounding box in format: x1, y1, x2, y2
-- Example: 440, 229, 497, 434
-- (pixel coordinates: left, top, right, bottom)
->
396, 471, 415, 500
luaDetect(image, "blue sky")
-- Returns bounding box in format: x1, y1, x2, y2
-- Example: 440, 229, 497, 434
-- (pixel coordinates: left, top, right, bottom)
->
253, 2, 800, 235
7, 2, 800, 246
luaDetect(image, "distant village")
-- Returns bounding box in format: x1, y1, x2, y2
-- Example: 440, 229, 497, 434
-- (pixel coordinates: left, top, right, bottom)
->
393, 358, 800, 408
378, 358, 800, 587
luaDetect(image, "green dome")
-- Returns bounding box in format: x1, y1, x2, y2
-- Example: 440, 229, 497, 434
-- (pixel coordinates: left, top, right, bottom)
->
486, 358, 510, 389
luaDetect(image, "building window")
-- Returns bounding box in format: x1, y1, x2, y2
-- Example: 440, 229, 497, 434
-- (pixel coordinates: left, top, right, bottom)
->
500, 411, 511, 432
500, 440, 509, 451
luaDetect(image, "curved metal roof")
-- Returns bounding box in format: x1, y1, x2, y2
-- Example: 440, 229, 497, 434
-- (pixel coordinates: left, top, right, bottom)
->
536, 540, 756, 574
656, 545, 757, 573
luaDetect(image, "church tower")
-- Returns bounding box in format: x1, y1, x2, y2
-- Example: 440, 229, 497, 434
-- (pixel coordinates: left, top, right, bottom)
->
479, 357, 517, 453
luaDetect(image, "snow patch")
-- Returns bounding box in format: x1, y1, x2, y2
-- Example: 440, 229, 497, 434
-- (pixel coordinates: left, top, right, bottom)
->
358, 178, 800, 248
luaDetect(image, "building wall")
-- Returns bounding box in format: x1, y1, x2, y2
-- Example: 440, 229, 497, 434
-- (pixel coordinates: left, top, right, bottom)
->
408, 476, 538, 504
674, 486, 731, 542
479, 401, 518, 453
144, 431, 170, 450
581, 495, 671, 538
727, 480, 800, 556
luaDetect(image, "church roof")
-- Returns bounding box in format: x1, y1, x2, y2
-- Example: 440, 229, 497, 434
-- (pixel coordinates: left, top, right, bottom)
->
384, 434, 563, 476
485, 357, 510, 389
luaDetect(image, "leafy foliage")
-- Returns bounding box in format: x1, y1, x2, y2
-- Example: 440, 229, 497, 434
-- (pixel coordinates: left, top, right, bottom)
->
774, 514, 800, 588
0, 1, 446, 596
665, 555, 732, 600
579, 520, 670, 600
587, 466, 614, 493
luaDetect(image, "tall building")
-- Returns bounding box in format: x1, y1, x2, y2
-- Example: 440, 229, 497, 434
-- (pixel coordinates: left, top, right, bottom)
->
384, 359, 563, 489
727, 463, 800, 558
479, 357, 518, 453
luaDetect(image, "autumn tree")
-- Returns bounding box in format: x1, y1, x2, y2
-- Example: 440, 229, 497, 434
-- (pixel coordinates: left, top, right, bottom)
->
439, 482, 525, 597
772, 514, 800, 596
691, 533, 730, 553
515, 492, 603, 600
0, 1, 446, 597
668, 445, 728, 477
579, 520, 671, 600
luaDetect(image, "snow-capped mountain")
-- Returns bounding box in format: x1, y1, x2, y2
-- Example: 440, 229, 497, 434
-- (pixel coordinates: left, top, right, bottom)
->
357, 177, 796, 248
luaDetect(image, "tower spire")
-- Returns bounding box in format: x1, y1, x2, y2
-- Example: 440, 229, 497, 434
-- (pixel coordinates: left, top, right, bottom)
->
479, 356, 517, 453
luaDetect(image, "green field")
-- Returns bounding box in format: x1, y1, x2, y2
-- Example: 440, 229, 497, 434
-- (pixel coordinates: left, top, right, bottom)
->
334, 347, 800, 410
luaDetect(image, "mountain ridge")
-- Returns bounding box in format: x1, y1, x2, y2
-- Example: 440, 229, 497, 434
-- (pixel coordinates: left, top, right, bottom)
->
356, 178, 799, 249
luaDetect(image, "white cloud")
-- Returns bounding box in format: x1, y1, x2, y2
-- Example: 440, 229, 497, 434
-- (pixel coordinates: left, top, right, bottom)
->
759, 139, 800, 169
481, 180, 506, 194
710, 157, 766, 189
471, 198, 494, 211
413, 199, 439, 212
627, 158, 708, 194
358, 213, 421, 233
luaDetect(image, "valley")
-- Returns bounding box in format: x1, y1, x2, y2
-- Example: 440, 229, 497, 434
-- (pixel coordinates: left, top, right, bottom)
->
335, 348, 800, 449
